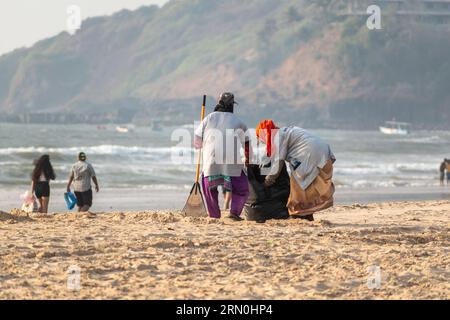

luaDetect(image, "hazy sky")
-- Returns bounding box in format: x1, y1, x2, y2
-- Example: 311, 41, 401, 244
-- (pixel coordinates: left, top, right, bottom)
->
0, 0, 169, 56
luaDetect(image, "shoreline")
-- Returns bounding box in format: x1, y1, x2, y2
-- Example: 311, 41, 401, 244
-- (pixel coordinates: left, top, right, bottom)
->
0, 185, 449, 213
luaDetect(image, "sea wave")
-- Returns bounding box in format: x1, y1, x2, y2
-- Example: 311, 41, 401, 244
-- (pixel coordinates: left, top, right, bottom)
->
394, 135, 444, 144
336, 162, 437, 176
0, 145, 193, 156
336, 179, 439, 189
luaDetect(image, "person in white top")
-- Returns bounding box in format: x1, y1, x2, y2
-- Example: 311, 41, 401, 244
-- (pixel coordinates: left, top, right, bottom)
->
256, 119, 336, 221
66, 152, 99, 212
194, 93, 250, 220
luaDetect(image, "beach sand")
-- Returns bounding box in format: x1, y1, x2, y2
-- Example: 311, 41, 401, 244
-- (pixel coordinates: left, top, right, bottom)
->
0, 201, 449, 300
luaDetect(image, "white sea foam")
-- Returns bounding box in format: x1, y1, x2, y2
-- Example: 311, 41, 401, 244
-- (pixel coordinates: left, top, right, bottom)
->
0, 145, 192, 156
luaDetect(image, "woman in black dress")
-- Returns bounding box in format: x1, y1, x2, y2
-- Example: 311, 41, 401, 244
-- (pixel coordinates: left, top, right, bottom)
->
31, 155, 56, 213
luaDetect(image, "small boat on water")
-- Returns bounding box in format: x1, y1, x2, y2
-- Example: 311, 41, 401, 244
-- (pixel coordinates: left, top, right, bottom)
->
379, 121, 411, 135
116, 126, 131, 133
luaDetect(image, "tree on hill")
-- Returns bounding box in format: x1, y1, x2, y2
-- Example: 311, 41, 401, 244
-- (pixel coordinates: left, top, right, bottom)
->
286, 6, 302, 24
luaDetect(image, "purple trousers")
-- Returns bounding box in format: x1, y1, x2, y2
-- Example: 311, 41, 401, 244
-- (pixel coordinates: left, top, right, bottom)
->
201, 171, 249, 219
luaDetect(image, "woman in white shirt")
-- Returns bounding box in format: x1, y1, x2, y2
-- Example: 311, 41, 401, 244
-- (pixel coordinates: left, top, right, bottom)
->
194, 93, 250, 220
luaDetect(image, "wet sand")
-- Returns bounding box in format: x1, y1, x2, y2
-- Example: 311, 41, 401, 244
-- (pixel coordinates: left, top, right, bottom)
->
0, 185, 449, 213
0, 201, 449, 300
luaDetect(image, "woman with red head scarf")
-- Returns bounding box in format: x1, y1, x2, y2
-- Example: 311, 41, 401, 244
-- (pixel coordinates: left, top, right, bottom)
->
256, 120, 336, 221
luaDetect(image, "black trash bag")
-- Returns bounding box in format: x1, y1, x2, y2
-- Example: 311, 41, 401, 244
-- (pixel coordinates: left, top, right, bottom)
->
244, 161, 290, 221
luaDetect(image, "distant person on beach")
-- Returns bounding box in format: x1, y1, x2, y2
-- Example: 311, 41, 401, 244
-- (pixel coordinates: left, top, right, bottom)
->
446, 159, 450, 186
31, 155, 56, 213
439, 159, 447, 186
256, 120, 336, 221
66, 152, 99, 212
194, 92, 250, 221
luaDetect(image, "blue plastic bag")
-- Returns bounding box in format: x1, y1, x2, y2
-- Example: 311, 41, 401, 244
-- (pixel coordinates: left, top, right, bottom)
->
64, 192, 77, 210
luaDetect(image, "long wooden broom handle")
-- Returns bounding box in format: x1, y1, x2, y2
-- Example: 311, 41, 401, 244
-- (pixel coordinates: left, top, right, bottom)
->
195, 95, 207, 183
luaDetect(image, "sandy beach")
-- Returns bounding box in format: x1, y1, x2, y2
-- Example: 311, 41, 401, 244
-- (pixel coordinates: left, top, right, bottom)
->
0, 200, 448, 300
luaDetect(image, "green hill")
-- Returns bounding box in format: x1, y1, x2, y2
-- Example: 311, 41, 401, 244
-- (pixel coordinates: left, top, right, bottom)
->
1, 0, 450, 129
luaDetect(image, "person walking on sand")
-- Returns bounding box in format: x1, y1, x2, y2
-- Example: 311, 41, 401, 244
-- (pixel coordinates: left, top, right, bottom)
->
439, 159, 446, 186
223, 189, 231, 211
31, 155, 56, 213
256, 120, 336, 222
194, 92, 250, 221
66, 152, 99, 212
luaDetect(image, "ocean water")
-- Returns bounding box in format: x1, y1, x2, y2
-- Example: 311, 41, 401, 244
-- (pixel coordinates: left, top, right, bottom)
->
0, 123, 449, 210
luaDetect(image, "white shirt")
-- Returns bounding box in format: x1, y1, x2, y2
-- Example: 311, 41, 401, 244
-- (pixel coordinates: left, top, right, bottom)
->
195, 112, 249, 177
268, 127, 335, 190
71, 161, 96, 192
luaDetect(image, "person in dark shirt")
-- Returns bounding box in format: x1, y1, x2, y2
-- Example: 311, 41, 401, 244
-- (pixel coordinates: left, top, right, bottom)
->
439, 159, 446, 186
31, 154, 56, 213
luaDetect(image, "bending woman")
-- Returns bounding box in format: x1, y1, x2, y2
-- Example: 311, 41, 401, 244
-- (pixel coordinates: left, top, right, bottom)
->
256, 120, 336, 221
31, 155, 56, 213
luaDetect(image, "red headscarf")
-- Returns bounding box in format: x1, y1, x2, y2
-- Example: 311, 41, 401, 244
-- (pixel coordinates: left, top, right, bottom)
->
256, 120, 278, 157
